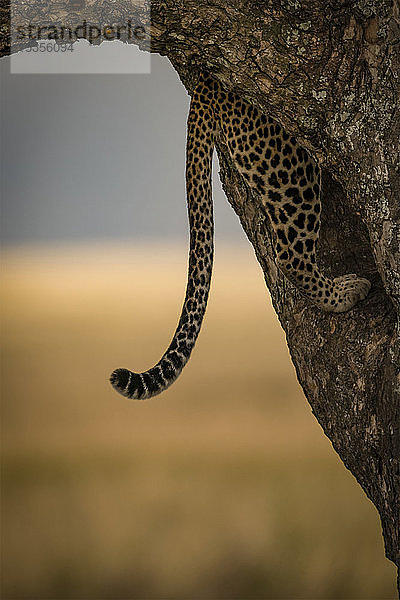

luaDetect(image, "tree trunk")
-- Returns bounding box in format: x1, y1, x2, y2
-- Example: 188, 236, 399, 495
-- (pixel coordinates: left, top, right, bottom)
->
3, 0, 399, 585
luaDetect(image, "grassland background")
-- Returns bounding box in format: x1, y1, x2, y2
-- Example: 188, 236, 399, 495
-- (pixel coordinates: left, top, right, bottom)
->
1, 242, 396, 599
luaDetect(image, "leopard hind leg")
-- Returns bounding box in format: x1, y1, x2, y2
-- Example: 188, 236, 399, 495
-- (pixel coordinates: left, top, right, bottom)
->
264, 164, 371, 312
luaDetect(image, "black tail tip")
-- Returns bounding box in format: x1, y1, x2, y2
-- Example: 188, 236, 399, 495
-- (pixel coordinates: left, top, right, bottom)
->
110, 367, 131, 392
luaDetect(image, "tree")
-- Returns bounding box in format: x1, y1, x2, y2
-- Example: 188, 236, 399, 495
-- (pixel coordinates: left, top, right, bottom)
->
2, 0, 399, 590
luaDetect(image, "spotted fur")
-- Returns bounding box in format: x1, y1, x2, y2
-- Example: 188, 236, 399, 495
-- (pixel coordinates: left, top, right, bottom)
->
110, 75, 370, 400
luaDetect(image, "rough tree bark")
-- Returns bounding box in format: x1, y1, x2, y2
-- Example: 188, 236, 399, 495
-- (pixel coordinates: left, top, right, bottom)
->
2, 0, 399, 588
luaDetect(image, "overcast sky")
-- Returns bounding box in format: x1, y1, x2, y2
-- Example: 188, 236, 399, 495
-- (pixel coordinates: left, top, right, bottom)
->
1, 48, 246, 246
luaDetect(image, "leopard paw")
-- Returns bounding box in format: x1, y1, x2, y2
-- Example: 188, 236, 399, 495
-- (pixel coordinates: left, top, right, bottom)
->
328, 274, 371, 313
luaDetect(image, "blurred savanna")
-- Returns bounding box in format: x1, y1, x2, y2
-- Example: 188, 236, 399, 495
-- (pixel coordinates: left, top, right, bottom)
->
1, 242, 396, 599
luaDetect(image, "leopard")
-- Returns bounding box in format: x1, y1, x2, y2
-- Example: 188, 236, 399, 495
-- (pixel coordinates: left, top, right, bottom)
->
110, 74, 371, 400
